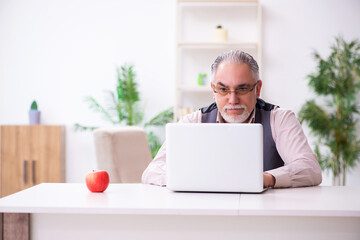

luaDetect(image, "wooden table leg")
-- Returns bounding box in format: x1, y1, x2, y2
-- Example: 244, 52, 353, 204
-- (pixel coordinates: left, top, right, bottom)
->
0, 213, 3, 240
3, 213, 29, 240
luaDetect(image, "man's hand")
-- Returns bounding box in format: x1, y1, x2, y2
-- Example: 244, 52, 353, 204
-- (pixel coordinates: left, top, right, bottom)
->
263, 173, 275, 188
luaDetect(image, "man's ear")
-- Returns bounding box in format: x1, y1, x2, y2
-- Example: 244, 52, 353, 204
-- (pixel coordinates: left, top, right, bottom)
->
210, 82, 216, 99
256, 80, 262, 98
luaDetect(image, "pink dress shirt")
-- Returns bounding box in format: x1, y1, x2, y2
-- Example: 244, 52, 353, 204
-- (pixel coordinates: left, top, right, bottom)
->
142, 107, 322, 188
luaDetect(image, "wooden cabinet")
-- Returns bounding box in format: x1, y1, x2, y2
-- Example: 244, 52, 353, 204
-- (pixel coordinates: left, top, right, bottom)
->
175, 0, 262, 120
0, 125, 65, 197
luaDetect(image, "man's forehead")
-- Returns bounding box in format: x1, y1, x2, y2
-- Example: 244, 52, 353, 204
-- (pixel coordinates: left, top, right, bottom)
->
214, 62, 254, 81
217, 61, 250, 70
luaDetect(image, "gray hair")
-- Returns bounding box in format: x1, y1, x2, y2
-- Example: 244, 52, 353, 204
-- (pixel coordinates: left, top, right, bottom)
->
211, 50, 260, 82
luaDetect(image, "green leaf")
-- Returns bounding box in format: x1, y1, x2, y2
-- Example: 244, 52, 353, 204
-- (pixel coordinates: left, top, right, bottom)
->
84, 96, 117, 124
146, 131, 162, 158
30, 100, 38, 110
73, 123, 98, 132
144, 107, 174, 127
298, 100, 332, 138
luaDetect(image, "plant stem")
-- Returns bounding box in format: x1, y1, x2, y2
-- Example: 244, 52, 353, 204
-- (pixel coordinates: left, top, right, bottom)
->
342, 163, 346, 186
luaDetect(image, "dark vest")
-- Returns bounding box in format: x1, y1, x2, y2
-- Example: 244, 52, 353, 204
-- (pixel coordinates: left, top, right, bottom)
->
200, 98, 284, 171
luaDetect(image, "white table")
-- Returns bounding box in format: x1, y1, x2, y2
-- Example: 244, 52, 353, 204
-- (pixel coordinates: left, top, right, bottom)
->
0, 183, 359, 240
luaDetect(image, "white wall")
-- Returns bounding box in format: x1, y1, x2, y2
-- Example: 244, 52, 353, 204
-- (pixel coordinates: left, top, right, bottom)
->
0, 0, 359, 185
0, 0, 176, 182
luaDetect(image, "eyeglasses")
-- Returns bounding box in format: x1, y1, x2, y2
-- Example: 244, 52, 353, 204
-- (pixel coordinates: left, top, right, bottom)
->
212, 81, 259, 96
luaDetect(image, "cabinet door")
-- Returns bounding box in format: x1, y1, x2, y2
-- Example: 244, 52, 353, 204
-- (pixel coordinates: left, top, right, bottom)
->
1, 125, 65, 197
31, 126, 64, 184
0, 126, 32, 197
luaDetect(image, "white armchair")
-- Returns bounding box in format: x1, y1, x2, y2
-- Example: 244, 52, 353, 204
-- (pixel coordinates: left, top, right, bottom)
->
93, 127, 152, 183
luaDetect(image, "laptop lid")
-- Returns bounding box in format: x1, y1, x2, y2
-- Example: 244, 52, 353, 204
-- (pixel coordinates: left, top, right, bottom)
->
166, 123, 263, 193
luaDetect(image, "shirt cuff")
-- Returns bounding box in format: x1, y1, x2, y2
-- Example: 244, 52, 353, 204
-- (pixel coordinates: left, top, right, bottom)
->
266, 168, 292, 188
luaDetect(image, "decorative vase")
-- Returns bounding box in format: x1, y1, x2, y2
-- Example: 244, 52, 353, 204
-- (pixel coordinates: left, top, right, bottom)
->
197, 73, 208, 86
29, 110, 41, 125
214, 25, 228, 42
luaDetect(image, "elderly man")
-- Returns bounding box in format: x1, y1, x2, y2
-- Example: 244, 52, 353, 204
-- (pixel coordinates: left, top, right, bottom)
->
142, 50, 322, 188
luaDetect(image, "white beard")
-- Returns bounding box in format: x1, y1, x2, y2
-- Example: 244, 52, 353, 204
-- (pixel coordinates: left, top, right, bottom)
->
221, 105, 251, 123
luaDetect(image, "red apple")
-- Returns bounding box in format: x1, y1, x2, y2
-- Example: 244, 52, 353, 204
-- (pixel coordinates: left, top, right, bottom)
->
85, 170, 110, 192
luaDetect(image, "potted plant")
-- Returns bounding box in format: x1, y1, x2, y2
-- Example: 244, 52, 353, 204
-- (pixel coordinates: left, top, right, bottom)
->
29, 100, 41, 125
74, 64, 173, 158
298, 36, 360, 186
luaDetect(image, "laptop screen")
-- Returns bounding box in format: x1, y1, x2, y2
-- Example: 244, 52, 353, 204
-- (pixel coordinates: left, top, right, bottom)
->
166, 123, 264, 193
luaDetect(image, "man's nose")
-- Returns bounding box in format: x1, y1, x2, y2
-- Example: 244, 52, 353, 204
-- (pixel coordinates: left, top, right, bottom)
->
228, 91, 240, 104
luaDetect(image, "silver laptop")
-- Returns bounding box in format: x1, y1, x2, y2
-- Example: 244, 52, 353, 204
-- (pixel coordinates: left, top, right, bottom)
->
166, 123, 264, 193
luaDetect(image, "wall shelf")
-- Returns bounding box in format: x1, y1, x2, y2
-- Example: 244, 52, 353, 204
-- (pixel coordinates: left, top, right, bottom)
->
175, 0, 261, 120
178, 42, 258, 49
